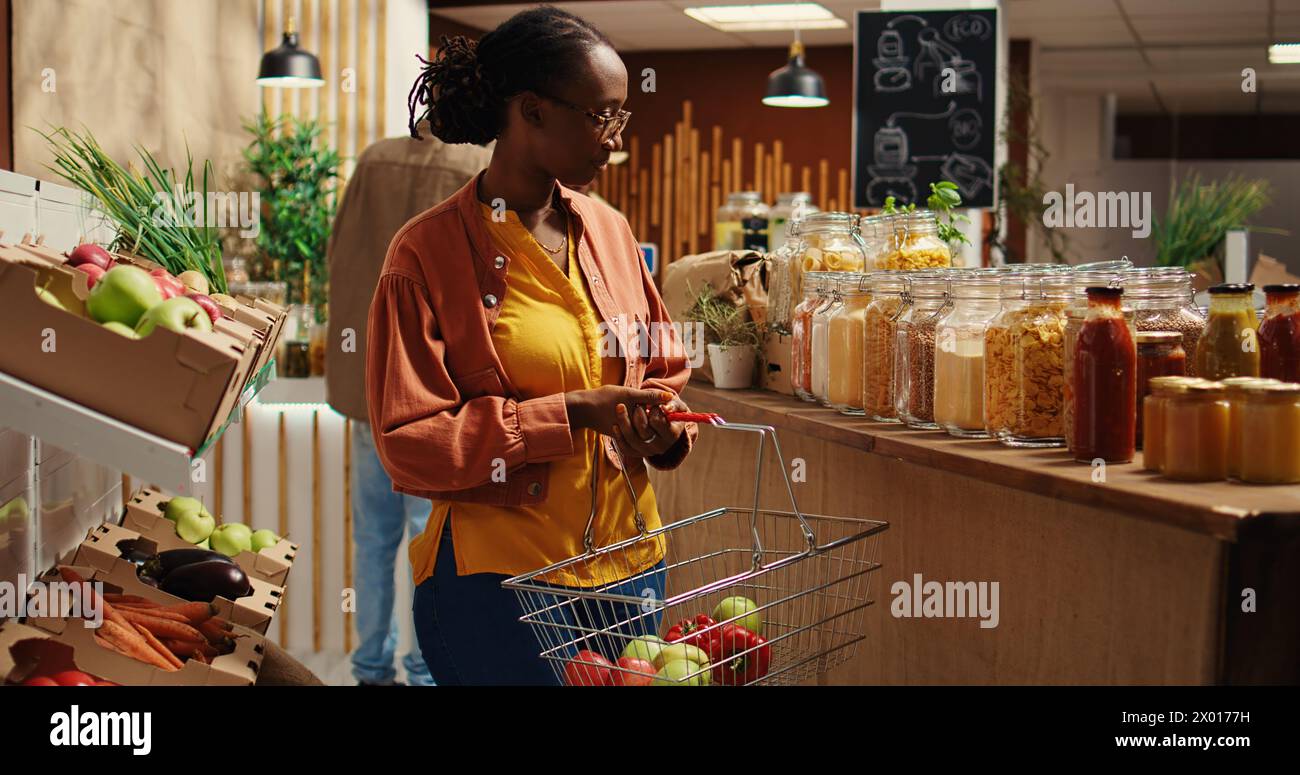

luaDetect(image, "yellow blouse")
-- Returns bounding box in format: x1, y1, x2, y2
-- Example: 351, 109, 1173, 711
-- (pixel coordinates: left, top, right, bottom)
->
408, 201, 666, 588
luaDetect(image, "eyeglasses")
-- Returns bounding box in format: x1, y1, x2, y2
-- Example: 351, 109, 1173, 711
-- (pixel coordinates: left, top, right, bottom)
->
537, 92, 631, 143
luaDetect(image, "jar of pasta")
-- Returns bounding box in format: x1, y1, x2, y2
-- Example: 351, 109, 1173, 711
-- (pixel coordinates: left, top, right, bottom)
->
985, 272, 1070, 446
1197, 283, 1260, 380
880, 211, 952, 270
828, 273, 872, 415
1221, 376, 1278, 479
863, 271, 908, 422
1259, 283, 1300, 382
715, 191, 767, 251
1142, 376, 1191, 473
894, 271, 951, 428
1237, 381, 1300, 484
1126, 266, 1206, 378
811, 274, 845, 405
791, 272, 831, 402
1135, 331, 1186, 448
798, 212, 870, 275
935, 269, 1000, 437
1162, 380, 1230, 481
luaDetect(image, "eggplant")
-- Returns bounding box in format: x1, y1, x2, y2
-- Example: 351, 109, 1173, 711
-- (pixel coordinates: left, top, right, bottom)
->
116, 538, 153, 566
140, 548, 236, 582
158, 560, 252, 603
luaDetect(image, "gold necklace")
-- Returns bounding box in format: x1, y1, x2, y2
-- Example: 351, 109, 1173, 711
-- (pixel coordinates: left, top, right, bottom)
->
534, 205, 568, 255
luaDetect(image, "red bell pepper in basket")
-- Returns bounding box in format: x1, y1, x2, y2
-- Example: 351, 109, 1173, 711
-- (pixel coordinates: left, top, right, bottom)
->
706, 624, 771, 686
665, 614, 716, 649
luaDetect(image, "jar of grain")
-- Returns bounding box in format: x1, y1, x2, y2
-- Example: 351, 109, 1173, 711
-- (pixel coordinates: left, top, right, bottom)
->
986, 272, 1071, 446
811, 274, 844, 405
1162, 380, 1230, 482
863, 271, 908, 422
894, 271, 951, 428
827, 273, 872, 415
1125, 266, 1207, 378
790, 272, 831, 402
934, 269, 1000, 437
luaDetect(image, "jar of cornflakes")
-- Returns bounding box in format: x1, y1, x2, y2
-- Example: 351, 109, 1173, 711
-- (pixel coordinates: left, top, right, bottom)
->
863, 271, 908, 422
798, 212, 870, 275
985, 272, 1070, 446
880, 211, 952, 270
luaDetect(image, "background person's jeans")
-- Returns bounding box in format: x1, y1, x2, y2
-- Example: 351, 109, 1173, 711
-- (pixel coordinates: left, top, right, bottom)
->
351, 422, 435, 686
413, 519, 667, 686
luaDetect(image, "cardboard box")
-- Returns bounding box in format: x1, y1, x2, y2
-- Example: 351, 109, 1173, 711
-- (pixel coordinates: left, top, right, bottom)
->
0, 252, 256, 451
75, 523, 283, 635
19, 566, 264, 686
761, 331, 794, 395
122, 487, 297, 587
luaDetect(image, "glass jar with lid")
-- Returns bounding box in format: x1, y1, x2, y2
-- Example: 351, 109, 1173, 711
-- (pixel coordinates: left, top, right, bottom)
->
1258, 283, 1300, 382
1135, 331, 1186, 448
863, 271, 908, 422
282, 303, 315, 379
1125, 266, 1206, 378
880, 210, 953, 270
1142, 376, 1192, 472
935, 269, 1000, 437
768, 192, 816, 248
1197, 283, 1260, 380
827, 273, 872, 414
1237, 381, 1300, 484
858, 214, 890, 269
894, 271, 951, 428
1221, 376, 1278, 479
1162, 380, 1230, 481
791, 272, 831, 402
985, 271, 1071, 446
811, 274, 845, 405
1070, 287, 1137, 463
798, 212, 870, 275
766, 219, 804, 335
715, 191, 769, 251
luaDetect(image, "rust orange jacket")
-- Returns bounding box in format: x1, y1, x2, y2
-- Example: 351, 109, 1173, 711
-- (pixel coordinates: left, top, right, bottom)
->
365, 173, 696, 506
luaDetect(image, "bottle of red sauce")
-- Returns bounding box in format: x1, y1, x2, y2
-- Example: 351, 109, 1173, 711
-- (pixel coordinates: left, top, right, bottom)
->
1259, 283, 1300, 382
1072, 286, 1137, 463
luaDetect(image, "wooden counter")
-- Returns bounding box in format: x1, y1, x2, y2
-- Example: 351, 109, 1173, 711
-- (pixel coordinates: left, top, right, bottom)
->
645, 383, 1300, 685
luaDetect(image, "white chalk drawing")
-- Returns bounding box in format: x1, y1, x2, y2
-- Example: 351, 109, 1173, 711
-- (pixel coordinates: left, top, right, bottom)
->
872, 15, 928, 93
949, 108, 982, 150
912, 152, 993, 199
943, 13, 993, 43
865, 102, 958, 206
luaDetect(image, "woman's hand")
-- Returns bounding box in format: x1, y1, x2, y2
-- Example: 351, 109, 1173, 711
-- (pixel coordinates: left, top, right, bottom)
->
611, 395, 690, 459
565, 386, 672, 434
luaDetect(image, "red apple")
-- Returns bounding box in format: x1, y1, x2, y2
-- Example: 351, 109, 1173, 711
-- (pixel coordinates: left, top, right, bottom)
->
185, 292, 223, 323
150, 268, 185, 300
66, 243, 113, 271
563, 650, 613, 686
609, 656, 656, 686
50, 670, 96, 687
22, 676, 58, 686
74, 263, 107, 289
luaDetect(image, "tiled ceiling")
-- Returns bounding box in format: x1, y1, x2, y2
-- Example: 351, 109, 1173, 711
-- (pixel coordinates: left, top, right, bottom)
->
430, 0, 1300, 113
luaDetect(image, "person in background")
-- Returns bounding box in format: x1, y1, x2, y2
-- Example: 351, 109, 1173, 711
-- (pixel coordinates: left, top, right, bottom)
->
325, 119, 491, 686
366, 6, 697, 685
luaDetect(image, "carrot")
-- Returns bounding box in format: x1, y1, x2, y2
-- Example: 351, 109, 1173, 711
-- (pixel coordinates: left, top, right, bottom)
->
156, 601, 217, 624
163, 639, 218, 659
100, 620, 176, 671
199, 619, 235, 644
117, 609, 207, 642
133, 623, 184, 670
57, 567, 132, 632
115, 605, 191, 623
190, 650, 210, 665
103, 594, 160, 607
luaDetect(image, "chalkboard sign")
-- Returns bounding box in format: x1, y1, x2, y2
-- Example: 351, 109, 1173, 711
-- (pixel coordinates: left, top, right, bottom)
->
852, 8, 998, 210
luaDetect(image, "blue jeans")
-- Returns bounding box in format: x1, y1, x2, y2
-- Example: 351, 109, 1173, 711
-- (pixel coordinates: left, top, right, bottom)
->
351, 422, 435, 686
413, 519, 667, 686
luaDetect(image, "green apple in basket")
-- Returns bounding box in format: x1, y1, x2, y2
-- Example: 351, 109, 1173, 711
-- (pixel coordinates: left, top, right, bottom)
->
163, 496, 215, 544
652, 643, 710, 671
651, 658, 712, 686
712, 595, 763, 635
620, 635, 668, 665
210, 523, 253, 557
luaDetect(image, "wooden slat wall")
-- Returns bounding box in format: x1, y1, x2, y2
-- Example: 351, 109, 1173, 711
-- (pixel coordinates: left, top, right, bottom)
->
599, 99, 863, 273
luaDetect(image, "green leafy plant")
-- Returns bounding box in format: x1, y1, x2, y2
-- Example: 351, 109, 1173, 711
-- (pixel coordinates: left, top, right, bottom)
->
685, 284, 762, 350
39, 126, 226, 293
1152, 173, 1277, 268
881, 181, 970, 246
241, 114, 341, 318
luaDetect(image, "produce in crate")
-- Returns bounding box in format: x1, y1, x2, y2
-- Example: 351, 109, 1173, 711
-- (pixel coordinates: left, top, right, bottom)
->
185, 292, 223, 324
149, 268, 186, 300
73, 262, 107, 289
177, 270, 210, 296
209, 523, 253, 557
158, 560, 253, 603
66, 243, 114, 271
609, 657, 656, 686
705, 624, 770, 686
100, 321, 138, 339
665, 614, 716, 649
140, 547, 237, 580
21, 670, 118, 687
134, 296, 214, 336
162, 497, 215, 544
86, 265, 163, 327
250, 528, 280, 552
35, 286, 66, 310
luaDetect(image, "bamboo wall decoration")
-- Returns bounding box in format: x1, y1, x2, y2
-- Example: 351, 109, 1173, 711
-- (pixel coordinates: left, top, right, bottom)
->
603, 99, 864, 272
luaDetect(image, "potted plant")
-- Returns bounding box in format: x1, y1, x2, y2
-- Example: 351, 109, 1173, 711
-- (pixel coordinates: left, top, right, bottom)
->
1152, 173, 1278, 290
686, 285, 763, 389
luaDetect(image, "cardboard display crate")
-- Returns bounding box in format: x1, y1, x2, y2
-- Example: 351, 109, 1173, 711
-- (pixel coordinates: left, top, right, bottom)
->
0, 248, 257, 451
18, 567, 265, 686
122, 488, 297, 587
75, 523, 283, 635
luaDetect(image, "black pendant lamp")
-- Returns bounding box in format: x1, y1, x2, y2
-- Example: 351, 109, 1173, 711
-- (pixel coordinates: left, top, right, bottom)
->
258, 17, 324, 88
763, 33, 827, 108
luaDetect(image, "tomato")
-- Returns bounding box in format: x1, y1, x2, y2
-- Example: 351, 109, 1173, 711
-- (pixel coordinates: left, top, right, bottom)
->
563, 650, 613, 686
665, 614, 716, 649
50, 670, 96, 686
22, 676, 59, 686
609, 657, 655, 687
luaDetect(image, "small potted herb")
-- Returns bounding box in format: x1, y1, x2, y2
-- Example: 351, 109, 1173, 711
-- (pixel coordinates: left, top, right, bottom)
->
686, 286, 763, 389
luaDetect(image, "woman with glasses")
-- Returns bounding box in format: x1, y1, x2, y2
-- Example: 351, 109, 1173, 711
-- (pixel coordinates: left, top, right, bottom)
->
366, 6, 698, 685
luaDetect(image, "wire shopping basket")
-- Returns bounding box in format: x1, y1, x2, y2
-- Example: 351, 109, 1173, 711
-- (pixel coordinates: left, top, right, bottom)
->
501, 412, 888, 686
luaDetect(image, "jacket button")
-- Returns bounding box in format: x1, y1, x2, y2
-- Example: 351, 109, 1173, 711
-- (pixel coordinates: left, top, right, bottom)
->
493, 255, 506, 270
526, 482, 542, 496
483, 293, 498, 308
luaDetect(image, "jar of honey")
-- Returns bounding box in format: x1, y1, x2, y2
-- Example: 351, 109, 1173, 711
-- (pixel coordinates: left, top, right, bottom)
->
1221, 377, 1277, 479
1161, 380, 1230, 482
1134, 331, 1186, 448
1142, 376, 1192, 473
1237, 381, 1300, 484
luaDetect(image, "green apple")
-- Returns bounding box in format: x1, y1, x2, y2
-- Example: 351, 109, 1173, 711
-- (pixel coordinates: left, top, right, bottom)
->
0, 496, 31, 532
35, 286, 66, 311
196, 537, 210, 550
249, 528, 280, 553
86, 265, 162, 327
134, 296, 213, 337
651, 659, 711, 686
210, 523, 253, 557
101, 321, 139, 339
653, 643, 710, 671
712, 595, 763, 635
163, 497, 215, 543
621, 635, 668, 666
